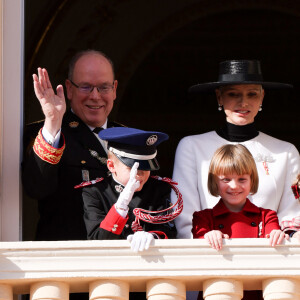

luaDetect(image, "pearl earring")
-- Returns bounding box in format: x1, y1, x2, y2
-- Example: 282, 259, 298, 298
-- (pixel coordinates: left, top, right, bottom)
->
259, 105, 262, 111
218, 104, 222, 111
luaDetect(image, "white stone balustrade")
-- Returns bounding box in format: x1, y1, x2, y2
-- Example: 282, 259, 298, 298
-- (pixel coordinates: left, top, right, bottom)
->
0, 239, 299, 299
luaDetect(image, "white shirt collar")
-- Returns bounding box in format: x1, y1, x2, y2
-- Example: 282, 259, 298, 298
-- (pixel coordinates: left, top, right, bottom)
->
88, 119, 108, 132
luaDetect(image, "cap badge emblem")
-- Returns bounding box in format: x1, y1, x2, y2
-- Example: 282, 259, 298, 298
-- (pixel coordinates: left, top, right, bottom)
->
69, 121, 79, 128
146, 135, 158, 146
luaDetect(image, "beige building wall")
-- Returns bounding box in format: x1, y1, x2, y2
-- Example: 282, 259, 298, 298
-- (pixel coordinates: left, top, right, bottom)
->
0, 0, 23, 241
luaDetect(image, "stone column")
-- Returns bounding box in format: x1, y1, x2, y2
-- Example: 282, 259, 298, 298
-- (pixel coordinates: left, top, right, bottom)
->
263, 278, 300, 300
203, 278, 243, 300
146, 279, 186, 300
89, 280, 129, 300
0, 284, 13, 300
30, 282, 69, 300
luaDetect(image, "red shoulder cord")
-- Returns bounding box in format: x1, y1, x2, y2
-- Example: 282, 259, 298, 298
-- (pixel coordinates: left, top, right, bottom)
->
131, 176, 183, 232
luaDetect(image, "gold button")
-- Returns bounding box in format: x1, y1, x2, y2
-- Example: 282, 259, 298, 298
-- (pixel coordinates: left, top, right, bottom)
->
81, 160, 86, 164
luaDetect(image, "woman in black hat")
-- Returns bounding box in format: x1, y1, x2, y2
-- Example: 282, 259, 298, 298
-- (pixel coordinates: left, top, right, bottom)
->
171, 60, 300, 241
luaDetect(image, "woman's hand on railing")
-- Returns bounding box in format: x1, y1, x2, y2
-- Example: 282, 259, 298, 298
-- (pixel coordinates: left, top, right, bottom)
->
267, 230, 289, 247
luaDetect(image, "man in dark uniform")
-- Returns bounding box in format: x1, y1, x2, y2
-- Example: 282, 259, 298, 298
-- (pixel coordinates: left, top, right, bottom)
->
82, 127, 179, 250
22, 50, 122, 242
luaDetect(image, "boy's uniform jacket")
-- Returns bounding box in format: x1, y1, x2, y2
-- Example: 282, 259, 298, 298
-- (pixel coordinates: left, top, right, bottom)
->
83, 175, 177, 240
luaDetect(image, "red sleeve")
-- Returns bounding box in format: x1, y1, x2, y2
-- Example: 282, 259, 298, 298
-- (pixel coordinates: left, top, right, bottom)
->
192, 209, 214, 238
262, 209, 281, 236
100, 205, 129, 235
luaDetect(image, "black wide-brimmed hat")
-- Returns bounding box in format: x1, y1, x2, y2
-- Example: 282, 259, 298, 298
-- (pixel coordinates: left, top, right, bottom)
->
189, 60, 293, 93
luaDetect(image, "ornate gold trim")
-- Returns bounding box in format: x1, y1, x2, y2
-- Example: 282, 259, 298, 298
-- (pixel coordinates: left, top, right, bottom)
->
33, 129, 65, 164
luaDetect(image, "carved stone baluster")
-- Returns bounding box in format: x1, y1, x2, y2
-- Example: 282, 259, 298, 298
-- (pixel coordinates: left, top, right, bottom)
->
146, 279, 186, 300
203, 278, 243, 300
263, 278, 300, 300
30, 282, 69, 300
0, 284, 13, 300
89, 280, 129, 300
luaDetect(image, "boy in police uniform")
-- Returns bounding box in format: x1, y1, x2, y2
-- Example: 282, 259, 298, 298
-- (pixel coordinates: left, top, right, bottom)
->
81, 127, 180, 253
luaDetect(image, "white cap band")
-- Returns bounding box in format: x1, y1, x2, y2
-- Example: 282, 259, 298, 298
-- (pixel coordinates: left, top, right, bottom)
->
109, 147, 157, 160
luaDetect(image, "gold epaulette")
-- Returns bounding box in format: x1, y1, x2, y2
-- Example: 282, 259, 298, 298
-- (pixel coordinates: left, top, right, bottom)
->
33, 129, 65, 164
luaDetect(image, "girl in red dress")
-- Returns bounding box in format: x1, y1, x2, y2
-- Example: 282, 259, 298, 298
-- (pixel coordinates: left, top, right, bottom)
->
192, 144, 289, 251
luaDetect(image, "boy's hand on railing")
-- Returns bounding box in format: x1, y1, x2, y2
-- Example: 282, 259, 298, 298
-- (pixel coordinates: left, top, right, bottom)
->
127, 231, 154, 252
267, 230, 289, 247
204, 230, 229, 251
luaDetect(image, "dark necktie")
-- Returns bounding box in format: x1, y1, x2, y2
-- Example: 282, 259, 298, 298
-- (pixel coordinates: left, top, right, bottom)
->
93, 127, 104, 134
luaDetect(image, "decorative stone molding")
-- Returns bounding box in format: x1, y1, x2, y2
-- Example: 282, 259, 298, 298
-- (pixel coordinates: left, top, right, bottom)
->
89, 280, 129, 300
263, 278, 300, 300
203, 278, 243, 300
147, 279, 186, 299
30, 282, 69, 300
0, 239, 299, 298
0, 284, 13, 300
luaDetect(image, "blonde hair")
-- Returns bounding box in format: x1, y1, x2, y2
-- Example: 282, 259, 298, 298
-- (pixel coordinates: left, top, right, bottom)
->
208, 144, 259, 196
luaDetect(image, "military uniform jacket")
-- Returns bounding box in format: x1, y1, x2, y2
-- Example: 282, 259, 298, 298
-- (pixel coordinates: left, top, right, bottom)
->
22, 110, 122, 241
83, 175, 177, 240
192, 199, 281, 238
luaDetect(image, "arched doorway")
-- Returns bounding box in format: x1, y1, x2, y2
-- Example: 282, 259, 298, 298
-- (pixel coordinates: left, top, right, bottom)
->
23, 0, 300, 240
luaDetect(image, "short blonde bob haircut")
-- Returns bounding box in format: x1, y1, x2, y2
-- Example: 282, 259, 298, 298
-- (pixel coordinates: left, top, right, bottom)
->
208, 144, 259, 197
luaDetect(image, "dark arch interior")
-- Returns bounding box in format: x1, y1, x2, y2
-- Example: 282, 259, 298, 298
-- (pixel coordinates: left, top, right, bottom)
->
23, 2, 300, 240
115, 8, 300, 176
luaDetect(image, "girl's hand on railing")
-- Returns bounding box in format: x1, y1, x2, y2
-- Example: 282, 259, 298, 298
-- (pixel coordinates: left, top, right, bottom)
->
204, 230, 229, 251
267, 230, 289, 247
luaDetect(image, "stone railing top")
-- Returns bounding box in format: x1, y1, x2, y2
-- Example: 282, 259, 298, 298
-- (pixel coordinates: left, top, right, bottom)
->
0, 238, 299, 294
